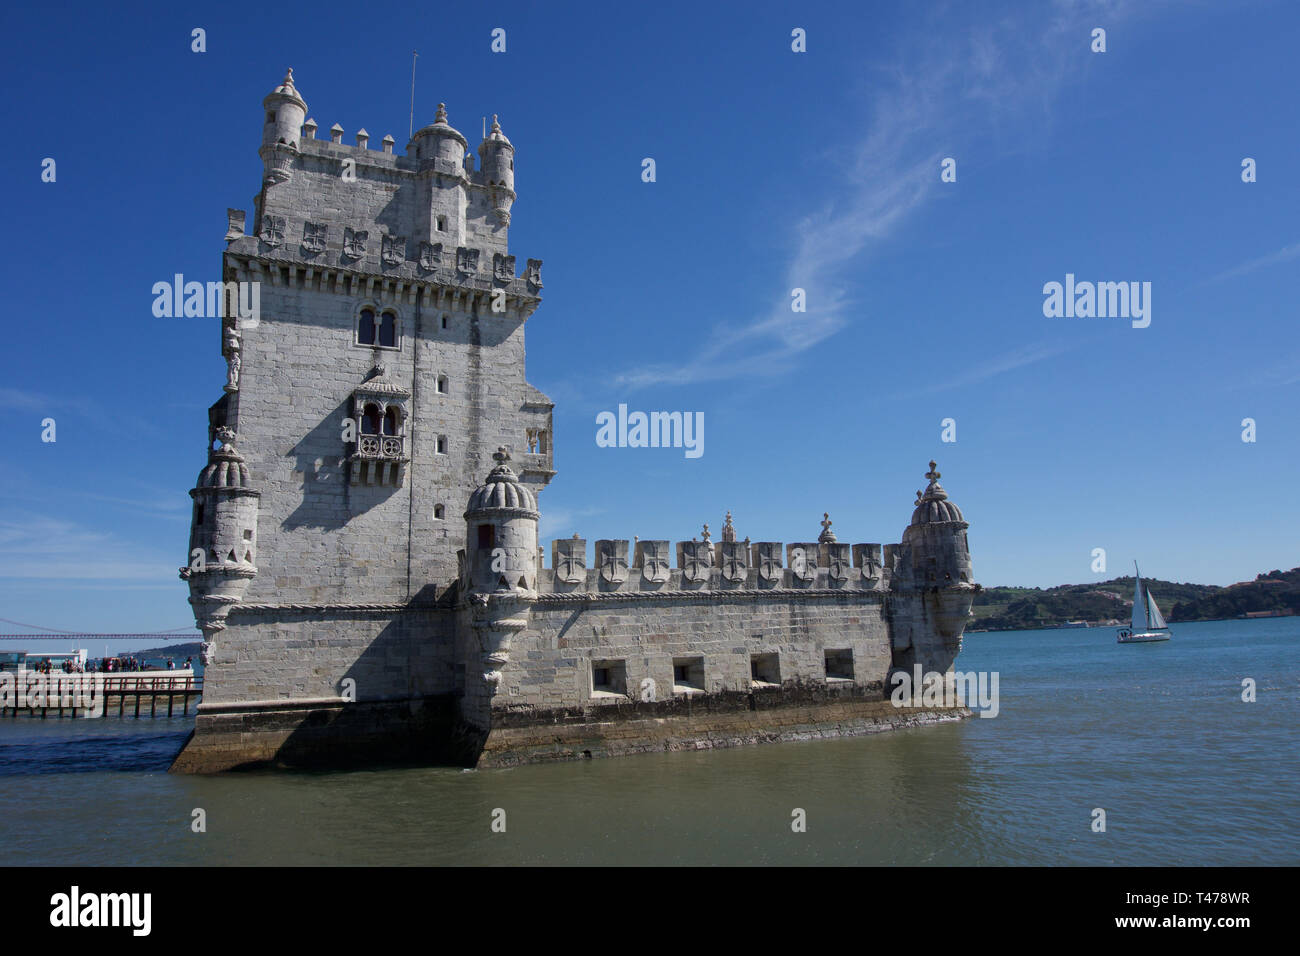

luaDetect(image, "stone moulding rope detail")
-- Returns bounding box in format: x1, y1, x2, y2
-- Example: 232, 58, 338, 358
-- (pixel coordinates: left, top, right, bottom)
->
533, 588, 887, 605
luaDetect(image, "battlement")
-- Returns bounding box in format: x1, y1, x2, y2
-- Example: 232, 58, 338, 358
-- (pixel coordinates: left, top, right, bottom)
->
537, 531, 901, 594
253, 71, 522, 272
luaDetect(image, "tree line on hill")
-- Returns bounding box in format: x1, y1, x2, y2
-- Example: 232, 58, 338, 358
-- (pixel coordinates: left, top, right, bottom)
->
969, 568, 1300, 631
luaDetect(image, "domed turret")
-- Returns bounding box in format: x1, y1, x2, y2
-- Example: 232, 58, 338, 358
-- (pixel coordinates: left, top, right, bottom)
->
909, 462, 965, 527
260, 68, 307, 185
477, 114, 516, 225
464, 446, 538, 592
410, 102, 469, 173
180, 428, 261, 663
460, 447, 540, 711
902, 461, 971, 587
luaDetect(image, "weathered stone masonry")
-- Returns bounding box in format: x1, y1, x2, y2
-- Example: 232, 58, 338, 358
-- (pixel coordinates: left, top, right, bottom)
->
171, 70, 978, 773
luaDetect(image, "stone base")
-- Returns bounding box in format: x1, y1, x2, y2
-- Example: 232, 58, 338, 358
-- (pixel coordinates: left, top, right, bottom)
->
169, 695, 468, 773
479, 684, 970, 768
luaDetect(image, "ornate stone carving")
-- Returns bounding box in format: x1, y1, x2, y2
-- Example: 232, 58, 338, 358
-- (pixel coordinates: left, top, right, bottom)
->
382, 235, 405, 266
223, 327, 241, 393
596, 539, 629, 585
456, 246, 479, 274
719, 541, 747, 583
721, 511, 736, 543
492, 253, 516, 283
854, 544, 883, 583
826, 543, 851, 583
678, 540, 713, 584
301, 221, 327, 254
418, 241, 442, 271
636, 539, 671, 584
552, 535, 586, 585
343, 227, 368, 260
788, 543, 817, 583
753, 542, 784, 586
259, 215, 285, 248
818, 513, 837, 544
525, 258, 543, 289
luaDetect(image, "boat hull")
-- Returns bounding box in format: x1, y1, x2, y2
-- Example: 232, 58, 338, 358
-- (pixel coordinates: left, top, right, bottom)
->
1117, 630, 1170, 643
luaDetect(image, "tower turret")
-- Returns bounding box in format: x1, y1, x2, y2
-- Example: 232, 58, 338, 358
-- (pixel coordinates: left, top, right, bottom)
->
477, 114, 516, 225
259, 68, 307, 185
179, 427, 261, 664
889, 461, 977, 675
460, 447, 538, 717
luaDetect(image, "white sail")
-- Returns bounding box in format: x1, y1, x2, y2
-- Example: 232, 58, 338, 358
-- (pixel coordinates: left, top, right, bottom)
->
1146, 588, 1168, 630
1131, 571, 1146, 632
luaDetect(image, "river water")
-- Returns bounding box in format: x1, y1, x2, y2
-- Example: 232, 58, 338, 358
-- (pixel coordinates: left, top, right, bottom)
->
1, 618, 1295, 865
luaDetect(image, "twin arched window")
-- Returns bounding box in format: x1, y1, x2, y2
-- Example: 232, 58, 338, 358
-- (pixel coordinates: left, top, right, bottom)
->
360, 403, 401, 436
357, 308, 397, 348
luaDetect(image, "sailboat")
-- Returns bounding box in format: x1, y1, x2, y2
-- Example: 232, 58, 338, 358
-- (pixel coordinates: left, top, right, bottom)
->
1116, 562, 1171, 643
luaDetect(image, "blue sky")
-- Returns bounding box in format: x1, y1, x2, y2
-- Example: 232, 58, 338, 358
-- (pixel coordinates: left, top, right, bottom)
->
1, 0, 1296, 648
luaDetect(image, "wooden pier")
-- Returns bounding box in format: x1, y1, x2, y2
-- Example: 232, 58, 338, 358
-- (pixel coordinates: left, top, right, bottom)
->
1, 673, 203, 718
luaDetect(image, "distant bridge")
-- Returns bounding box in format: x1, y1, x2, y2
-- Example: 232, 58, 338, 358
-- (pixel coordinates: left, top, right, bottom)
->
0, 617, 193, 641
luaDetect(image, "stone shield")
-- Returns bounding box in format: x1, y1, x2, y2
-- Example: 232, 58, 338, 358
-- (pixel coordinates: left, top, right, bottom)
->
753, 542, 784, 585
552, 537, 586, 585
678, 541, 713, 584
596, 539, 629, 585
826, 543, 851, 583
787, 543, 817, 583
636, 539, 671, 584
719, 542, 748, 583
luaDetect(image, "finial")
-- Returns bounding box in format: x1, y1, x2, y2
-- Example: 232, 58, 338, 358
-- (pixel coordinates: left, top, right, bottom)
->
493, 445, 511, 465
819, 512, 837, 543
282, 68, 295, 92
722, 511, 736, 543
926, 460, 940, 482
491, 113, 501, 133
701, 523, 711, 543
435, 102, 448, 124
572, 532, 580, 540
915, 490, 924, 505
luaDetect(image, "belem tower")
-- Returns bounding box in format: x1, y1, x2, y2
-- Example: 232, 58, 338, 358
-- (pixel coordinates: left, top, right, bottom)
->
171, 70, 979, 772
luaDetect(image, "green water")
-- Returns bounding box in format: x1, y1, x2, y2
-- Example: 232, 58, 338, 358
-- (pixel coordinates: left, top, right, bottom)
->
1, 618, 1296, 865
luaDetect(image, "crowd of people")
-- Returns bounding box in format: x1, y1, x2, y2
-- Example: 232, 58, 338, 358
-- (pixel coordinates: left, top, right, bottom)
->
28, 655, 196, 674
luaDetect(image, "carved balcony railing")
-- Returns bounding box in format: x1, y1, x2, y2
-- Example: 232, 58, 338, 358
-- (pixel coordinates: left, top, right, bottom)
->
349, 434, 408, 487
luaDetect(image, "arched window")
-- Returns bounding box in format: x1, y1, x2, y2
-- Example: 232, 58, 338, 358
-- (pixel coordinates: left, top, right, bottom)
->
433, 504, 445, 520
382, 407, 399, 436
437, 375, 449, 394
361, 403, 381, 435
358, 308, 376, 345
378, 312, 396, 348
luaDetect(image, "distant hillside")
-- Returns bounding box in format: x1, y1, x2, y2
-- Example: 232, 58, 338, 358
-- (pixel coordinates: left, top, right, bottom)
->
130, 642, 202, 659
971, 576, 1210, 631
1168, 568, 1300, 621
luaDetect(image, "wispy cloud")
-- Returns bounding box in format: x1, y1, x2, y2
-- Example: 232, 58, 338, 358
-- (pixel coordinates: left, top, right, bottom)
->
1202, 241, 1300, 285
907, 341, 1072, 395
0, 516, 178, 582
614, 1, 1142, 390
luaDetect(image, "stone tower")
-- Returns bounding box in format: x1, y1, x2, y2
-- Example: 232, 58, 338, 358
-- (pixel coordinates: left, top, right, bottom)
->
183, 67, 553, 663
